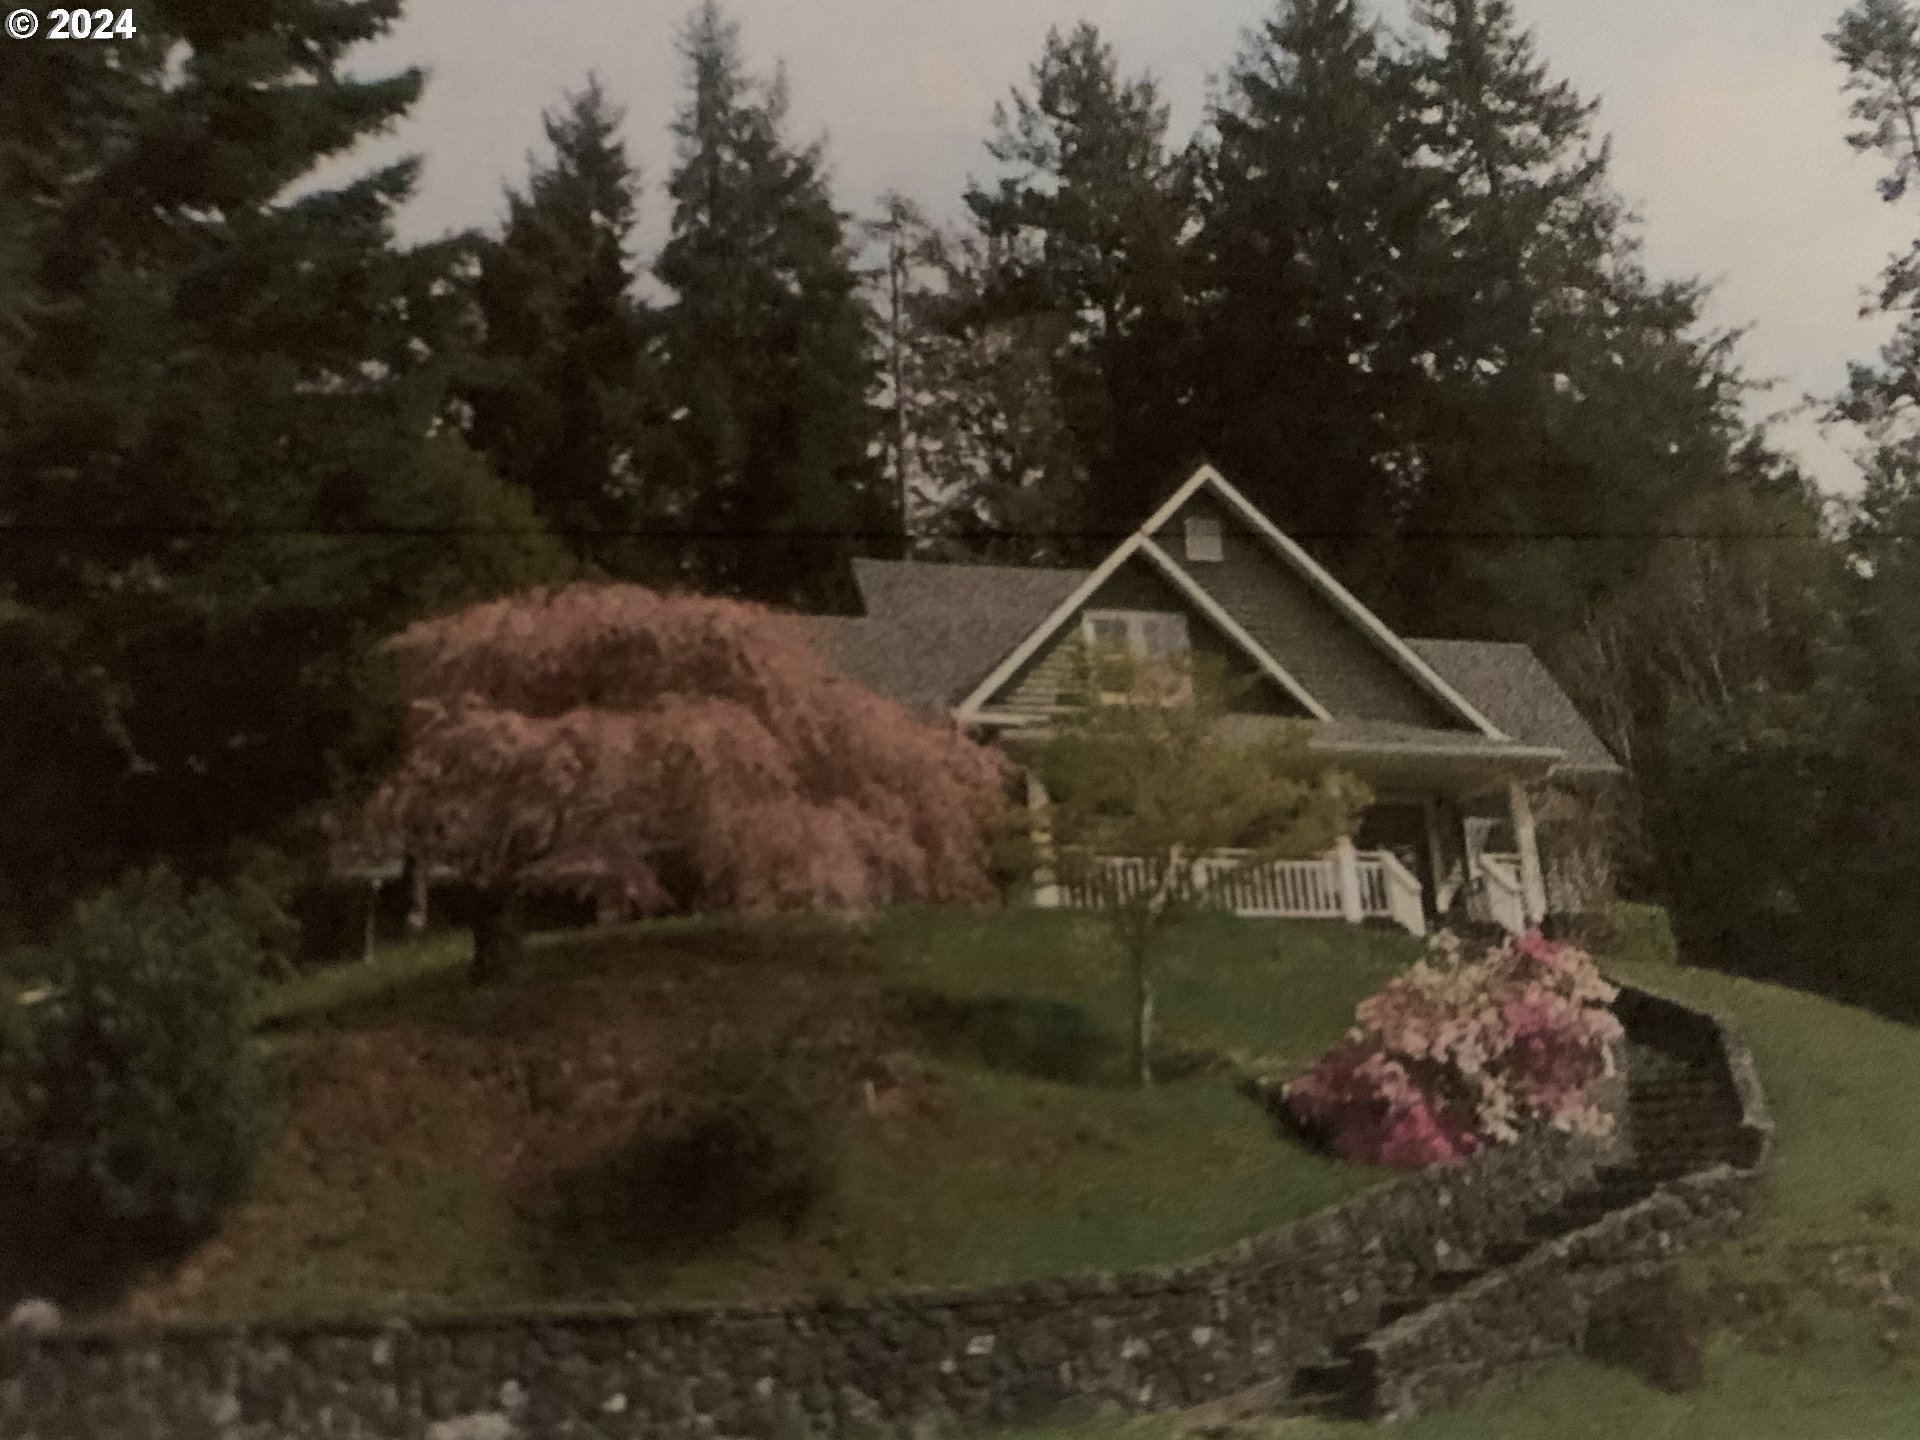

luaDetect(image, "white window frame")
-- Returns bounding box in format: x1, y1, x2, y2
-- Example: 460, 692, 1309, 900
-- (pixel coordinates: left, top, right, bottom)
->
1184, 514, 1224, 562
1081, 609, 1192, 704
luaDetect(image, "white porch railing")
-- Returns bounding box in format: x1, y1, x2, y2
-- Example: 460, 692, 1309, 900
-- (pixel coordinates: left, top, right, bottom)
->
1361, 850, 1429, 937
1475, 852, 1528, 936
1048, 847, 1426, 936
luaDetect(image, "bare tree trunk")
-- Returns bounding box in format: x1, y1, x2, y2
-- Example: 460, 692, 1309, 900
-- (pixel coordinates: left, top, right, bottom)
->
1130, 936, 1155, 1088
1128, 845, 1186, 1088
403, 854, 430, 935
470, 890, 524, 985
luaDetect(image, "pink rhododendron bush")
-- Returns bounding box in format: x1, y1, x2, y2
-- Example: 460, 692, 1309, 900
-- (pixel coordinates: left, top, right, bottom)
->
1284, 930, 1625, 1170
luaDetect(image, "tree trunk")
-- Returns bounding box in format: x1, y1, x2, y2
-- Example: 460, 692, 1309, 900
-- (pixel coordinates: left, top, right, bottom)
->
1130, 939, 1155, 1088
403, 854, 430, 935
470, 890, 524, 985
1128, 845, 1185, 1088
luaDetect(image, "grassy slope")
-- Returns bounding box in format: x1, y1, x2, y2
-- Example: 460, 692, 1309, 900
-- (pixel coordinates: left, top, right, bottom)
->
998, 961, 1920, 1440
131, 910, 1418, 1322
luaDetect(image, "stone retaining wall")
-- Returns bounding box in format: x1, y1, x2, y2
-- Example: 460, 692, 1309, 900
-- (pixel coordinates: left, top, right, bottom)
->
0, 1102, 1624, 1438
1355, 981, 1775, 1420
0, 981, 1763, 1440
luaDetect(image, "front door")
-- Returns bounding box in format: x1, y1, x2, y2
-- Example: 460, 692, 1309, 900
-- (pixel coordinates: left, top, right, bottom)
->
1355, 804, 1434, 915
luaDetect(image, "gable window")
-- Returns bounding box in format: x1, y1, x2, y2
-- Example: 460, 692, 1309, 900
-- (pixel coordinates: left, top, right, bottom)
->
1184, 515, 1223, 563
1083, 609, 1190, 659
1081, 610, 1192, 703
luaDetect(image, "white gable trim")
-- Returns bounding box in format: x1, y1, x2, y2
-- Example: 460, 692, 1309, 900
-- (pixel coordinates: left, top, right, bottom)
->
1135, 537, 1332, 720
954, 535, 1152, 722
1176, 465, 1509, 741
955, 460, 1512, 738
953, 468, 1226, 722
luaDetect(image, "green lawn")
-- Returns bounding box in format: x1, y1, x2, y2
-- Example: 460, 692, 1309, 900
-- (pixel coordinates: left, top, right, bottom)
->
129, 908, 1418, 1322
992, 960, 1920, 1439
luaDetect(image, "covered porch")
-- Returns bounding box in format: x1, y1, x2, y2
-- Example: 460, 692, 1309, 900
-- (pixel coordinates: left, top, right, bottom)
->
1023, 728, 1559, 939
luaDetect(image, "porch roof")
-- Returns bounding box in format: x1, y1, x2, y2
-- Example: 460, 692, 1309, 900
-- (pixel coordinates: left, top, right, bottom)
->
1223, 714, 1564, 794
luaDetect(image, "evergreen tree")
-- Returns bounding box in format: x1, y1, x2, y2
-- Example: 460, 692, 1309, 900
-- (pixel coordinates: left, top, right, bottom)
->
966, 23, 1194, 553
466, 76, 658, 576
1188, 0, 1763, 641
1831, 0, 1920, 535
1187, 0, 1444, 596
0, 0, 569, 933
1789, 0, 1920, 1015
653, 2, 885, 609
1389, 0, 1758, 640
861, 195, 1085, 563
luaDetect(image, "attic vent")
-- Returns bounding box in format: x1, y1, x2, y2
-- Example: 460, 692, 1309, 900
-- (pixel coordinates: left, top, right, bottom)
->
1184, 515, 1223, 562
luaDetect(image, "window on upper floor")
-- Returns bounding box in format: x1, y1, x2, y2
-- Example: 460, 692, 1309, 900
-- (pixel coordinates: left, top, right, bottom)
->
1081, 610, 1192, 704
1184, 514, 1223, 562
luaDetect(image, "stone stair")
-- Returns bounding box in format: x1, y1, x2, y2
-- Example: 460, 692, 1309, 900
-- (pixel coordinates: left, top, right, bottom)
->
1208, 1032, 1752, 1424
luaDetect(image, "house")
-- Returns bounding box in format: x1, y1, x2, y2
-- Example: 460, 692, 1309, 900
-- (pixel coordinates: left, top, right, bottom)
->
803, 464, 1622, 937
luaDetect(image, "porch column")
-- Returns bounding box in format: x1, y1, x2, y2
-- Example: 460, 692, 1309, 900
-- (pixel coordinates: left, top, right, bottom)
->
1334, 835, 1365, 925
1507, 780, 1549, 928
1422, 799, 1450, 915
1026, 772, 1062, 909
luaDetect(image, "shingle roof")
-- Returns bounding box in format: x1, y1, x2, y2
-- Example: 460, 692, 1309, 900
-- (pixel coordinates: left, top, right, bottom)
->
1407, 639, 1621, 775
802, 559, 1086, 715
800, 557, 1621, 778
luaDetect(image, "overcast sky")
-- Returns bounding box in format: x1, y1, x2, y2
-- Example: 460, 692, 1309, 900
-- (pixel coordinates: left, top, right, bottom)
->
335, 0, 1911, 498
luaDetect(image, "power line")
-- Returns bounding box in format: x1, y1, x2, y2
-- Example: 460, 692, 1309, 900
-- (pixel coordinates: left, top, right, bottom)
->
0, 524, 1847, 542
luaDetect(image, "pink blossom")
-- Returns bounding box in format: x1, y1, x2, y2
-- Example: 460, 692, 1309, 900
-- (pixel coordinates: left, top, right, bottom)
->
1284, 930, 1621, 1171
359, 585, 1010, 915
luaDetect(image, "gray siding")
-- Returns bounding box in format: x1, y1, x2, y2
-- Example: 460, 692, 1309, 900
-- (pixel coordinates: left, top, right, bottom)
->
990, 557, 1300, 720
1165, 493, 1465, 729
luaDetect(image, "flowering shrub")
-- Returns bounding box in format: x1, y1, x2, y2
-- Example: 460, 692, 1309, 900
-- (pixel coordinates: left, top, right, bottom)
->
1284, 930, 1624, 1170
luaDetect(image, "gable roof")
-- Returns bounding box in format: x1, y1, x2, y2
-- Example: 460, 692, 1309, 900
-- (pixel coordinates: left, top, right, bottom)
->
802, 468, 1622, 779
808, 559, 1619, 778
952, 464, 1505, 738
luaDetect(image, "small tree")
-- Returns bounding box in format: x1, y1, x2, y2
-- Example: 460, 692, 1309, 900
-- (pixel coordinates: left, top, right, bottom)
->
363, 585, 1008, 980
1029, 648, 1369, 1084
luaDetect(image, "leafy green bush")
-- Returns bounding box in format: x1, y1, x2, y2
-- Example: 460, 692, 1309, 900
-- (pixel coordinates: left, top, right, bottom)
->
0, 868, 274, 1283
1610, 902, 1681, 968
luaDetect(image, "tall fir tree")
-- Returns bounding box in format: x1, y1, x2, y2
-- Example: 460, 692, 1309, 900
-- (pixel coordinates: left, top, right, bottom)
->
1389, 0, 1759, 641
653, 2, 885, 609
1187, 0, 1446, 599
1831, 0, 1920, 542
1796, 0, 1920, 1015
965, 23, 1194, 554
465, 76, 658, 576
1187, 0, 1765, 642
0, 0, 569, 935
